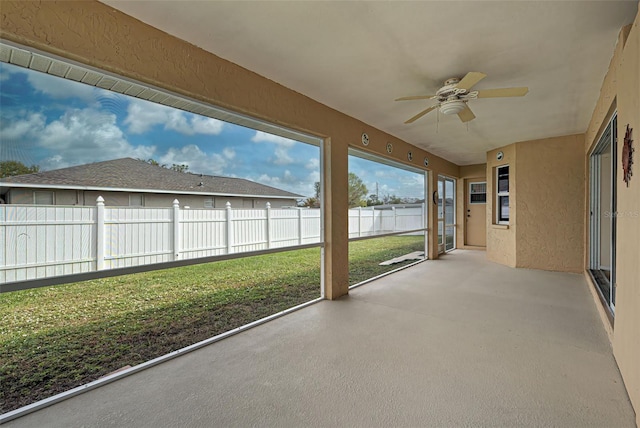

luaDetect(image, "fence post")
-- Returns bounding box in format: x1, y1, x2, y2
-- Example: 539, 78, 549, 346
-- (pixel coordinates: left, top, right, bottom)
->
392, 206, 397, 232
96, 196, 105, 270
298, 208, 303, 245
265, 202, 271, 249
358, 207, 362, 237
371, 206, 376, 235
173, 199, 180, 260
226, 201, 233, 254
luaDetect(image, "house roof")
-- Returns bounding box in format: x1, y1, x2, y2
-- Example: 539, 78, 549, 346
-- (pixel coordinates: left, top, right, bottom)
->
0, 158, 302, 199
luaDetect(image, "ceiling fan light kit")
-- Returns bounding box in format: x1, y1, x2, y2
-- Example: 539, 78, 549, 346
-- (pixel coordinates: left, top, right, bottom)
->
439, 99, 466, 115
396, 72, 528, 124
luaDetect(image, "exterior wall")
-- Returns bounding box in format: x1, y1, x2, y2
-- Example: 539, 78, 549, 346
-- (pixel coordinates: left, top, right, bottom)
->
515, 134, 585, 273
0, 0, 458, 298
612, 11, 640, 426
4, 188, 295, 209
583, 11, 639, 425
456, 164, 486, 249
486, 144, 516, 267
6, 188, 77, 205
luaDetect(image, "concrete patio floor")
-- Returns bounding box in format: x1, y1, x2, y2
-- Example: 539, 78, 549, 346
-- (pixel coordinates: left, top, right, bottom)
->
5, 250, 636, 427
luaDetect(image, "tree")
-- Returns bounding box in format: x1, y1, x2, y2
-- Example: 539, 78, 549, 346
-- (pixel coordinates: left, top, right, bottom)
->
366, 194, 382, 206
300, 181, 320, 208
170, 164, 189, 173
302, 174, 367, 208
382, 194, 403, 205
0, 160, 40, 178
348, 172, 368, 208
140, 159, 189, 173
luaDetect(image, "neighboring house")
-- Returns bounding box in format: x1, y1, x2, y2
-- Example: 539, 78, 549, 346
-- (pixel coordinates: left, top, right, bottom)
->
0, 158, 302, 208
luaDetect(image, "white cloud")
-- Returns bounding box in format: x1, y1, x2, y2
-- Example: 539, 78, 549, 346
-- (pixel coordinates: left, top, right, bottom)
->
26, 70, 97, 103
251, 131, 297, 165
256, 169, 316, 197
159, 144, 228, 175
251, 131, 296, 147
0, 112, 46, 140
222, 147, 236, 160
25, 108, 156, 170
306, 158, 319, 170
125, 99, 225, 135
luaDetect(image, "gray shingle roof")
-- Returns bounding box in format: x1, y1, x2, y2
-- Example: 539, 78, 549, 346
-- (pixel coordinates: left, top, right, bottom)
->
0, 158, 302, 198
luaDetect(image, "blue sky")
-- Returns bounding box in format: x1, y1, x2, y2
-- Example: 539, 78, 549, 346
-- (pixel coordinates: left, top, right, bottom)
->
0, 61, 423, 200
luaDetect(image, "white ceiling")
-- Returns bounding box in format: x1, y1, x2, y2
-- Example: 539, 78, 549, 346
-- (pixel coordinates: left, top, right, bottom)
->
102, 1, 637, 165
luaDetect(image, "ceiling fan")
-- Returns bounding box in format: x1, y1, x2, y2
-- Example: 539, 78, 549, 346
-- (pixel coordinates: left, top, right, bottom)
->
395, 72, 528, 124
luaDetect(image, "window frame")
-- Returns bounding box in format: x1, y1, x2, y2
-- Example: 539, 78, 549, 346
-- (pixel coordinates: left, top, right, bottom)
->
469, 181, 487, 205
496, 165, 509, 225
128, 194, 144, 207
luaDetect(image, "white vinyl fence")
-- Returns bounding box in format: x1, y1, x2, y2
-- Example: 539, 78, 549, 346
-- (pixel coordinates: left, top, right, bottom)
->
0, 199, 424, 284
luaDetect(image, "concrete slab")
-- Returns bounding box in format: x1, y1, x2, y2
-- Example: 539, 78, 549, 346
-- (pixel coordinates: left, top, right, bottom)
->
379, 251, 424, 265
4, 250, 636, 427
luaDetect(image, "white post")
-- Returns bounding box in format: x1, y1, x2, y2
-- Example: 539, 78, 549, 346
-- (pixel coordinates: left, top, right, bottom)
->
298, 208, 303, 245
358, 207, 362, 237
96, 196, 105, 270
371, 206, 376, 235
265, 202, 272, 249
173, 199, 180, 260
226, 201, 233, 254
392, 206, 397, 233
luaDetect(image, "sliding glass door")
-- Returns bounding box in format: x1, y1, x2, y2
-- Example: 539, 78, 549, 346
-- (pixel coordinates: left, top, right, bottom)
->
437, 175, 456, 254
589, 113, 617, 312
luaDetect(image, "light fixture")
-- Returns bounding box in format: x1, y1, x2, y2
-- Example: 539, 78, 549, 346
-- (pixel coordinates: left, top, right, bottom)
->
439, 99, 466, 115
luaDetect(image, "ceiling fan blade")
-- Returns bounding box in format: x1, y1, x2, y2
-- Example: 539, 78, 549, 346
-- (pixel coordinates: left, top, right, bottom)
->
395, 95, 436, 101
476, 87, 529, 98
457, 104, 476, 123
456, 72, 487, 91
405, 105, 438, 124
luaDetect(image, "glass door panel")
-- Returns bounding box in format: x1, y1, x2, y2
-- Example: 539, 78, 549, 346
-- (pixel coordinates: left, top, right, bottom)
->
438, 175, 456, 254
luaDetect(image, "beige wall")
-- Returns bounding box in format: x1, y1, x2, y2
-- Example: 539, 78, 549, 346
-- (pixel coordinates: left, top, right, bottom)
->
486, 144, 517, 267
485, 134, 585, 273
613, 11, 639, 426
515, 134, 585, 273
0, 0, 458, 298
583, 9, 639, 425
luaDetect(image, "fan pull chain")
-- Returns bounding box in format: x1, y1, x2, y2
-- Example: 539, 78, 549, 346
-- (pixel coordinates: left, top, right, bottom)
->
436, 108, 440, 133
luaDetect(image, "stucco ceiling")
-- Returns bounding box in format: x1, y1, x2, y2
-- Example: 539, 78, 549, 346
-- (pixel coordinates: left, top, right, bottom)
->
101, 1, 637, 165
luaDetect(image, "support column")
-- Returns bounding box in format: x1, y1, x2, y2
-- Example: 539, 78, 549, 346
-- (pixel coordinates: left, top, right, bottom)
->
323, 137, 349, 300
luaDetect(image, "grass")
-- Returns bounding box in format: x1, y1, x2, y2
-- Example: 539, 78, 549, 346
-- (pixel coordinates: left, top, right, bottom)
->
0, 235, 424, 413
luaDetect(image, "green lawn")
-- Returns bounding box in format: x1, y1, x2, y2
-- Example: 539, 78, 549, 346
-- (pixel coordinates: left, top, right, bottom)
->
0, 235, 424, 413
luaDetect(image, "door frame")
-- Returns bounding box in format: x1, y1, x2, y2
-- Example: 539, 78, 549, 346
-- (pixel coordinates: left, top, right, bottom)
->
464, 179, 487, 247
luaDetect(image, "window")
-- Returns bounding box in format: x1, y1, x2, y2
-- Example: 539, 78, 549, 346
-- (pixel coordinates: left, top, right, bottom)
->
347, 149, 427, 286
34, 191, 54, 205
469, 182, 486, 204
496, 166, 509, 224
129, 194, 144, 207
204, 198, 214, 208
0, 41, 324, 414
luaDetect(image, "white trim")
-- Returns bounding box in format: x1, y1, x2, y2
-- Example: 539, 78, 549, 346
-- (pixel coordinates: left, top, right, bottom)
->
468, 181, 487, 205
496, 165, 509, 225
